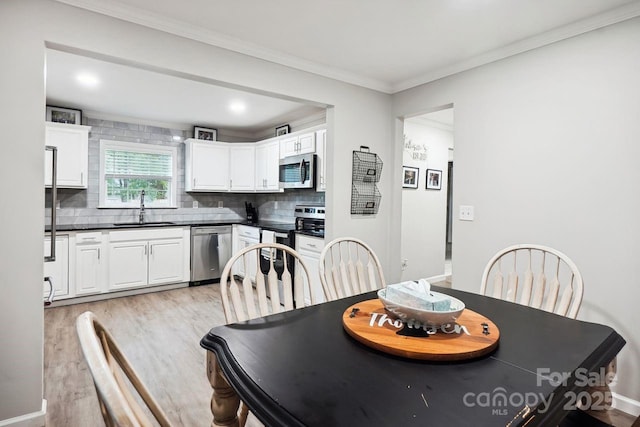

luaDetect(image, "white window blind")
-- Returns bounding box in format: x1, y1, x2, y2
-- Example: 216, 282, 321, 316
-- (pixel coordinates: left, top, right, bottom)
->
104, 149, 172, 179
100, 140, 177, 208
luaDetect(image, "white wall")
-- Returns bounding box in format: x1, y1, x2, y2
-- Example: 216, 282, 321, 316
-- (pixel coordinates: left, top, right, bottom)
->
0, 1, 394, 423
393, 17, 640, 407
400, 119, 453, 281
0, 1, 46, 423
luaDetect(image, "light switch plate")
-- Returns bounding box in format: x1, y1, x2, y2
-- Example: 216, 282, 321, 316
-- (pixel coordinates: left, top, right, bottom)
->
459, 205, 474, 221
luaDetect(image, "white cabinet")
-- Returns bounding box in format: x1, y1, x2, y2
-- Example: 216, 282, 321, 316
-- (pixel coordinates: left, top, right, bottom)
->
148, 239, 186, 285
108, 228, 189, 291
185, 129, 323, 193
232, 225, 261, 278
74, 232, 105, 296
44, 234, 70, 299
279, 132, 316, 158
229, 144, 255, 191
45, 122, 91, 188
108, 240, 149, 290
315, 129, 327, 192
295, 234, 325, 304
255, 139, 281, 191
184, 139, 230, 191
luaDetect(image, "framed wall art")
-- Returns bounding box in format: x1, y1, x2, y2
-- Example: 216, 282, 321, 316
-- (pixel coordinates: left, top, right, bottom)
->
46, 105, 82, 125
194, 126, 217, 141
402, 166, 419, 189
426, 169, 442, 190
275, 124, 290, 136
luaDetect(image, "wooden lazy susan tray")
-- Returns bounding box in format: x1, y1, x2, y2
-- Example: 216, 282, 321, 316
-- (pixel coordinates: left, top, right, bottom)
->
342, 299, 500, 361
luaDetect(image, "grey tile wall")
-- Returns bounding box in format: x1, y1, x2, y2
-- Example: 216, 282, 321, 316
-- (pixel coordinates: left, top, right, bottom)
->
46, 116, 325, 225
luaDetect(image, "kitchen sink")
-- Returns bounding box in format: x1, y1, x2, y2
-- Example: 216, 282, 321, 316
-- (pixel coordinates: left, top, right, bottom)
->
112, 221, 177, 227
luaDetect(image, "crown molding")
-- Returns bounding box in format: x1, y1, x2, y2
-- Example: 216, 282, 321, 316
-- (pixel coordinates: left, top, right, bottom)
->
392, 1, 640, 93
52, 0, 393, 93
54, 0, 640, 95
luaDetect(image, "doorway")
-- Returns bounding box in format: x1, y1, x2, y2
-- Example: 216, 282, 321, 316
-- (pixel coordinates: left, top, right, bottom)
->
445, 160, 453, 276
400, 107, 454, 282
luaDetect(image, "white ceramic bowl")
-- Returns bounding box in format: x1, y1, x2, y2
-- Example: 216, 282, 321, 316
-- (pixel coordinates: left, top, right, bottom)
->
377, 288, 465, 328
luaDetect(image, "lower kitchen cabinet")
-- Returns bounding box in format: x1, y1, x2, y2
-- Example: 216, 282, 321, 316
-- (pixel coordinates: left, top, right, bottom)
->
295, 234, 325, 304
107, 227, 190, 292
147, 239, 186, 285
43, 227, 190, 304
74, 232, 105, 296
108, 240, 149, 290
44, 234, 70, 299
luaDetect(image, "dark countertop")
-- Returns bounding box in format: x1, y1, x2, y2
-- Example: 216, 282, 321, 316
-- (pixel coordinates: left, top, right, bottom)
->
47, 219, 324, 238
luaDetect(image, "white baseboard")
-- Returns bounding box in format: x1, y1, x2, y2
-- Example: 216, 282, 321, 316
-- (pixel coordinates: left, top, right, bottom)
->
45, 282, 189, 307
0, 399, 46, 427
613, 392, 640, 417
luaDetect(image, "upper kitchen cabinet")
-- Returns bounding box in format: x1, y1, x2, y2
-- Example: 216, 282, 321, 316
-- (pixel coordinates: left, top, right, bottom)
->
255, 139, 281, 191
185, 139, 230, 191
45, 122, 91, 188
229, 144, 256, 192
279, 131, 316, 158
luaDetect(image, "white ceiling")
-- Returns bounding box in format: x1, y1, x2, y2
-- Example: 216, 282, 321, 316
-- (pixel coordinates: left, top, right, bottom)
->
46, 49, 325, 133
48, 0, 640, 130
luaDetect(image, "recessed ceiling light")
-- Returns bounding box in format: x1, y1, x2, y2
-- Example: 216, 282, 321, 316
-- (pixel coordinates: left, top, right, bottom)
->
229, 101, 246, 114
76, 73, 99, 88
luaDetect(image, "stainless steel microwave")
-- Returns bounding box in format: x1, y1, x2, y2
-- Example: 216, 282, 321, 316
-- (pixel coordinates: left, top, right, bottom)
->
279, 153, 316, 189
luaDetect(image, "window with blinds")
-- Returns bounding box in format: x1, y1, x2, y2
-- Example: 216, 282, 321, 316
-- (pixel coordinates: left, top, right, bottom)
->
99, 140, 177, 208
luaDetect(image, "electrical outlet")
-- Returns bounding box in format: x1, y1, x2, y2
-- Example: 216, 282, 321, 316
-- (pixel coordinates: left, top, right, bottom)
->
274, 201, 278, 209
401, 259, 408, 270
218, 200, 224, 208
192, 200, 198, 208
459, 205, 474, 221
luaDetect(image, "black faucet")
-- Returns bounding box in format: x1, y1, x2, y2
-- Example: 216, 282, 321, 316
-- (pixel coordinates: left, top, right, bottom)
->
139, 190, 145, 224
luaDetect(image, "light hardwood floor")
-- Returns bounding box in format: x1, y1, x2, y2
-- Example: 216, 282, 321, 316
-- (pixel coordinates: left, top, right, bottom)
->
44, 284, 231, 426
44, 284, 636, 427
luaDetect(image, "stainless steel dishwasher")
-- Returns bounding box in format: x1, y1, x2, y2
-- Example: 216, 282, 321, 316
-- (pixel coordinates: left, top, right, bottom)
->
190, 226, 232, 285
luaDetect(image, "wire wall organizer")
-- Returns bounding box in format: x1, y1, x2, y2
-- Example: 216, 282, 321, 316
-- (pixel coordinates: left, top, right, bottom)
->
351, 146, 383, 215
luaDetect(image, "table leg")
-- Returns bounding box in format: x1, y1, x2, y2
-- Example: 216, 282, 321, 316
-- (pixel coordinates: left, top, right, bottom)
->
206, 351, 240, 427
581, 358, 616, 425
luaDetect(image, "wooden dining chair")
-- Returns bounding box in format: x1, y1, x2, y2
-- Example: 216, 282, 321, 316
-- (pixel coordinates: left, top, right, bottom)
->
318, 237, 386, 301
217, 242, 317, 426
481, 244, 616, 424
76, 311, 173, 427
219, 242, 318, 323
480, 244, 584, 319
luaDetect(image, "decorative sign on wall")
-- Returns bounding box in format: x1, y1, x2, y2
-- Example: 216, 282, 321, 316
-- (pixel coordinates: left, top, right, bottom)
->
403, 134, 428, 162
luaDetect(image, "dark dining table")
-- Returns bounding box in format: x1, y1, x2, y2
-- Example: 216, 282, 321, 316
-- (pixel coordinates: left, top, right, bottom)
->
200, 286, 625, 427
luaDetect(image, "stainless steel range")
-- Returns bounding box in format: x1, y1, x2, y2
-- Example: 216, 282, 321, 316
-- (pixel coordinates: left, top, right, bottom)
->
294, 204, 325, 237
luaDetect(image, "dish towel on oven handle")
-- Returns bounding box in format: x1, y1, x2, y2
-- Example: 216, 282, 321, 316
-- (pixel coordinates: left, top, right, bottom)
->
261, 230, 276, 259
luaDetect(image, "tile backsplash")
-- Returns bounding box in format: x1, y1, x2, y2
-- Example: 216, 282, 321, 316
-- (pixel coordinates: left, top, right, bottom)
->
46, 116, 324, 225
